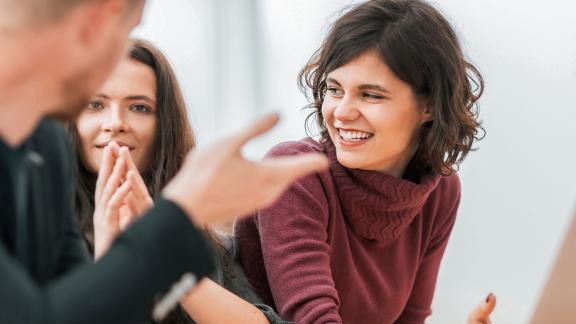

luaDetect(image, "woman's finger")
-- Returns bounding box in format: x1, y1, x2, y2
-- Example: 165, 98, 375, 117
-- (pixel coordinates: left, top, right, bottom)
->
108, 141, 121, 156
106, 179, 132, 219
119, 148, 151, 200
93, 179, 130, 261
95, 146, 115, 200
118, 146, 138, 172
100, 157, 127, 204
468, 292, 496, 324
124, 191, 140, 216
127, 170, 153, 210
118, 192, 140, 231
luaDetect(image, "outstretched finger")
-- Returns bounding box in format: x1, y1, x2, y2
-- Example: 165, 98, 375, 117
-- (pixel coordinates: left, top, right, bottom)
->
229, 113, 279, 151
262, 153, 330, 182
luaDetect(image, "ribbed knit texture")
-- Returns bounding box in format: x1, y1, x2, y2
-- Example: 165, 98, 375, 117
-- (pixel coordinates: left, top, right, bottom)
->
236, 138, 461, 324
325, 141, 441, 244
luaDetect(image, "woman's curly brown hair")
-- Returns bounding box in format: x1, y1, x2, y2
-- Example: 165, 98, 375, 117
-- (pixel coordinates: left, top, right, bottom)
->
299, 0, 485, 176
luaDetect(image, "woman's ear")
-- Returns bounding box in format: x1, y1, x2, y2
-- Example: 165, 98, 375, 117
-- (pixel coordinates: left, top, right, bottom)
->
421, 100, 434, 124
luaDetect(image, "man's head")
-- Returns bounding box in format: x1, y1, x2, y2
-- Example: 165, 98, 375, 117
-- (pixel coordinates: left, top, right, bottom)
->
0, 0, 146, 120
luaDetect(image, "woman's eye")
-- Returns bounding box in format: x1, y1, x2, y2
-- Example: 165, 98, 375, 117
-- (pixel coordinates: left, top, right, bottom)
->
327, 87, 343, 97
363, 92, 385, 100
129, 104, 152, 113
87, 101, 104, 110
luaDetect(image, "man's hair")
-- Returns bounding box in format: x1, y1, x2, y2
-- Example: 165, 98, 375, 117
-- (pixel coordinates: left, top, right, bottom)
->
0, 0, 137, 28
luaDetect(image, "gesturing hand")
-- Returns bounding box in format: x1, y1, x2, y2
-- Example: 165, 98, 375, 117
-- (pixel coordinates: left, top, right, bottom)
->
162, 113, 330, 226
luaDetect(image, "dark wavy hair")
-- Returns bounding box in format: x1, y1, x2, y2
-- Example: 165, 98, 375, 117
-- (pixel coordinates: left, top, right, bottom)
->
299, 0, 485, 175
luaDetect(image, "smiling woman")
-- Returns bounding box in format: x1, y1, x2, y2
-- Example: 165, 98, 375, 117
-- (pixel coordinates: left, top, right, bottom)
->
322, 50, 433, 177
235, 1, 488, 323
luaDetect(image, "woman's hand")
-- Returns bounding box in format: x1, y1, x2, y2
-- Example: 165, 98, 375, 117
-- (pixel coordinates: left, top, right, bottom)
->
93, 142, 153, 260
467, 293, 496, 324
116, 146, 153, 230
93, 143, 129, 260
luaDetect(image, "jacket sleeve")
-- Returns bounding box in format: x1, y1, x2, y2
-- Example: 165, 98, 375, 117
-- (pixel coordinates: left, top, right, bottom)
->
0, 200, 215, 324
394, 175, 461, 324
0, 120, 215, 324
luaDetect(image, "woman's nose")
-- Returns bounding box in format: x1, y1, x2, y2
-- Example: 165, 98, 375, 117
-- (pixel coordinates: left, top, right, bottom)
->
102, 106, 130, 134
333, 96, 360, 121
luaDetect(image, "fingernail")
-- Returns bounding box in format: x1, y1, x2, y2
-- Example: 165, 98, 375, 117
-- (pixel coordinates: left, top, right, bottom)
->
486, 292, 493, 303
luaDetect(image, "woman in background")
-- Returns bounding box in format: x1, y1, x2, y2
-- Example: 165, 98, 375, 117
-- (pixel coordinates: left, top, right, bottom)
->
236, 0, 494, 323
68, 39, 290, 324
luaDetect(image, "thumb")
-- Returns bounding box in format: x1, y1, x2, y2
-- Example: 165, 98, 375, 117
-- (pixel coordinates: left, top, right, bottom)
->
470, 293, 496, 322
263, 153, 329, 181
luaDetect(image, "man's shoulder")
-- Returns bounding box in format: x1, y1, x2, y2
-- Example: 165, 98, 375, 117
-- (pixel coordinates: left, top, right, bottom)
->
31, 118, 69, 146
28, 118, 74, 174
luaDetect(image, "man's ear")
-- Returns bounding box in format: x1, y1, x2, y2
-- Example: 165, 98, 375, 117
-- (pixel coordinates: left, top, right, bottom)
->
74, 0, 124, 47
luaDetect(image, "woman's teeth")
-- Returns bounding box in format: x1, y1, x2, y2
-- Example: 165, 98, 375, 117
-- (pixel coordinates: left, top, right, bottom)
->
338, 129, 374, 142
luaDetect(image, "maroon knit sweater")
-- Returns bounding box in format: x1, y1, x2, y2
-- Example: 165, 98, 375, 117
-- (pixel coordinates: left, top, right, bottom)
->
235, 138, 460, 324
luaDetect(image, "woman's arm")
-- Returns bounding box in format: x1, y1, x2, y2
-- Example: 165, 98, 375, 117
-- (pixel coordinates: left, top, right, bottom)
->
181, 278, 270, 324
395, 175, 461, 324
255, 170, 342, 324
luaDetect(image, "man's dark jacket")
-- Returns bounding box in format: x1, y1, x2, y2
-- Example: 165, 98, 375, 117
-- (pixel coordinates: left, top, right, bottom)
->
0, 119, 214, 323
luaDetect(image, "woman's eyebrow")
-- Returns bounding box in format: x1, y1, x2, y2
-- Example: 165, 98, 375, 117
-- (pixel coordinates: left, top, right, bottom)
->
124, 95, 156, 104
326, 77, 341, 86
326, 78, 391, 93
358, 84, 390, 94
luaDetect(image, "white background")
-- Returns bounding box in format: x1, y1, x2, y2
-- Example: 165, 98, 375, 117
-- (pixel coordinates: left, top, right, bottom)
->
134, 1, 576, 322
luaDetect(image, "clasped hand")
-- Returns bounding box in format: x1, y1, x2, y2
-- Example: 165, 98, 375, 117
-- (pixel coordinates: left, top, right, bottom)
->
93, 141, 153, 260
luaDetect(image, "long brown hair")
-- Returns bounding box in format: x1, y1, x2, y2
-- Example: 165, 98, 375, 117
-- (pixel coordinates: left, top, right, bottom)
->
68, 38, 195, 251
299, 0, 485, 175
69, 39, 239, 324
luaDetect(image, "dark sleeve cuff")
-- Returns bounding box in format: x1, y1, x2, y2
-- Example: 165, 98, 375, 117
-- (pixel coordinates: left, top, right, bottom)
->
119, 197, 215, 284
254, 304, 295, 324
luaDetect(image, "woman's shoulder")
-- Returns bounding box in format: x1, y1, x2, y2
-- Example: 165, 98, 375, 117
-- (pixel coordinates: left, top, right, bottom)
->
265, 137, 325, 158
434, 172, 461, 202
425, 172, 461, 232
